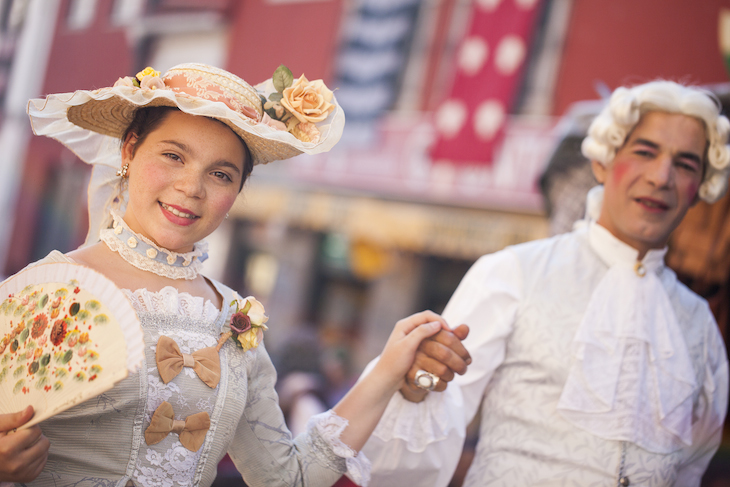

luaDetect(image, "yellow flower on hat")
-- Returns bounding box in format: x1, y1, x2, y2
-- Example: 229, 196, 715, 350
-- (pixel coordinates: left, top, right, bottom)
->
136, 67, 161, 80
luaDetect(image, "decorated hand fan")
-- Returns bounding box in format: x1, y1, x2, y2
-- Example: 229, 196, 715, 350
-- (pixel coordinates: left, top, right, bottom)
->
0, 262, 143, 428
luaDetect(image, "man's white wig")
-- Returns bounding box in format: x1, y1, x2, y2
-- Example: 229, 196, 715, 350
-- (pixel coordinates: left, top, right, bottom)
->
581, 80, 730, 203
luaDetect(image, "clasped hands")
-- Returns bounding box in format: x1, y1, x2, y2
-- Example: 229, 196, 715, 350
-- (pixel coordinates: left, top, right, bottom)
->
399, 311, 471, 403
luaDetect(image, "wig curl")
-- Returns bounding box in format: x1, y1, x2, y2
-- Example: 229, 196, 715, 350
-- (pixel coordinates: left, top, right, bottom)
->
581, 80, 730, 203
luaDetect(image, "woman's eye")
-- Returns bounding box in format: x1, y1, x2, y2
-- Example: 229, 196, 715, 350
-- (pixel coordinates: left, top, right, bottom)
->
634, 149, 653, 157
212, 171, 232, 182
164, 153, 181, 162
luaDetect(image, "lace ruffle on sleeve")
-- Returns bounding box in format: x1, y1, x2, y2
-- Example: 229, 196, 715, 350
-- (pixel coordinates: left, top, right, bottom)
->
305, 410, 372, 487
371, 386, 456, 452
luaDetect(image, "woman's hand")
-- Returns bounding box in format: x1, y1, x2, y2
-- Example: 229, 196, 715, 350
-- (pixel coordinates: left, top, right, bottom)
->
0, 406, 49, 483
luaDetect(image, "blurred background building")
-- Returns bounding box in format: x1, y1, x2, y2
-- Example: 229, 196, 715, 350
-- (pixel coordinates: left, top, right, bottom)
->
1, 0, 730, 485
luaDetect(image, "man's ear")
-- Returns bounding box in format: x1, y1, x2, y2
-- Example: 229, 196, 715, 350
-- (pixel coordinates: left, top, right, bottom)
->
591, 160, 607, 184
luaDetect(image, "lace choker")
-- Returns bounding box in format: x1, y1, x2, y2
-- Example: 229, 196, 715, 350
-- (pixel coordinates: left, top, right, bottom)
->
100, 210, 208, 280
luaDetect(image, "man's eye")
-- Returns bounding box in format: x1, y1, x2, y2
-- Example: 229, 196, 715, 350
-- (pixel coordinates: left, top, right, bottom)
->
677, 161, 698, 172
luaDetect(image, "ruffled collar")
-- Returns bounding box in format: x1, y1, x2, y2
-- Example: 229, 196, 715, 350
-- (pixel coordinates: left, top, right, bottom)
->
556, 222, 697, 453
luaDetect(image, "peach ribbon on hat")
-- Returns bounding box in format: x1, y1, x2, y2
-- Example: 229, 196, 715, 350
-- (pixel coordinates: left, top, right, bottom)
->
155, 336, 221, 388
145, 401, 210, 452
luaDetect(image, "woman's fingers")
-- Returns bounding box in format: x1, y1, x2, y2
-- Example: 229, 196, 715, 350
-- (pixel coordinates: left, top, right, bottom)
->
0, 406, 34, 434
394, 310, 449, 337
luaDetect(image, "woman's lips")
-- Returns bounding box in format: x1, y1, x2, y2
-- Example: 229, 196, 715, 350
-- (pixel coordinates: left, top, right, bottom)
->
159, 202, 199, 225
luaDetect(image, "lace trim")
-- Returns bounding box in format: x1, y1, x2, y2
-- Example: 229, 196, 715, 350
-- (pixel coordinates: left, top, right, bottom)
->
100, 209, 208, 280
306, 410, 372, 486
371, 387, 453, 452
124, 287, 220, 322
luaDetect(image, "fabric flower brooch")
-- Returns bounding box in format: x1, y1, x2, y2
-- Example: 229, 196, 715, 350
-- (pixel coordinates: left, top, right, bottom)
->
216, 297, 269, 353
260, 64, 335, 144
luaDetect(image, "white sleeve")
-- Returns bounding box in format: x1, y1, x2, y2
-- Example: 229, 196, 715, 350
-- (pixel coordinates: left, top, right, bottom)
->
362, 250, 523, 487
674, 316, 729, 487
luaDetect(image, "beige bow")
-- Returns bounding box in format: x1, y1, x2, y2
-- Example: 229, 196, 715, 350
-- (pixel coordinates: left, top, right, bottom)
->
155, 336, 220, 388
144, 401, 210, 452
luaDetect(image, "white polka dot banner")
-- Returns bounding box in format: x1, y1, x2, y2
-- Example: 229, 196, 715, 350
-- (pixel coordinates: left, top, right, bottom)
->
430, 0, 543, 166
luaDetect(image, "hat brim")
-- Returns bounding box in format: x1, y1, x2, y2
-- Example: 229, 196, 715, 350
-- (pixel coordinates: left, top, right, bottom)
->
28, 81, 345, 167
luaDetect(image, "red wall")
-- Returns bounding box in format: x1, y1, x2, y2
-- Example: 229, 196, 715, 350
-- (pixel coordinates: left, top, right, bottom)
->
553, 0, 730, 116
225, 0, 343, 85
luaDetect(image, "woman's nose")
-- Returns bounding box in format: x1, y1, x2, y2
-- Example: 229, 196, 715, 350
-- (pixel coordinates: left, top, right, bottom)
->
174, 170, 205, 198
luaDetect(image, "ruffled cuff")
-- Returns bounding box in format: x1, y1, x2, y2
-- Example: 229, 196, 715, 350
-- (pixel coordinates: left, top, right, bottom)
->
371, 387, 453, 452
307, 410, 372, 486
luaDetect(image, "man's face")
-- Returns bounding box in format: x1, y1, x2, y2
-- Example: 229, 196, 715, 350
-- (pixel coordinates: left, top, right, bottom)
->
592, 111, 706, 258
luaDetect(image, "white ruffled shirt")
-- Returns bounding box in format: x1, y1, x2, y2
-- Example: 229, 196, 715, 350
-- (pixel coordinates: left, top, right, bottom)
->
363, 222, 728, 487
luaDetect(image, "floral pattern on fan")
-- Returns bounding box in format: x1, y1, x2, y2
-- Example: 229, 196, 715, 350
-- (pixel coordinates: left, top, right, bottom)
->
0, 280, 114, 395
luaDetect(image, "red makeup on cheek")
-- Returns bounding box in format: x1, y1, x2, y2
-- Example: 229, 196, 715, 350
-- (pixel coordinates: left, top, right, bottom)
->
686, 182, 699, 201
611, 159, 631, 185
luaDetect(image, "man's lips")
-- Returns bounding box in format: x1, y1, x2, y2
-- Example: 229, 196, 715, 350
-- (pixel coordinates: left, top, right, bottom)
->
634, 197, 670, 211
159, 202, 199, 219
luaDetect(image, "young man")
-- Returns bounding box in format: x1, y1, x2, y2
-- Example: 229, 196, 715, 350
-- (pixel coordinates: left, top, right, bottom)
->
362, 81, 730, 486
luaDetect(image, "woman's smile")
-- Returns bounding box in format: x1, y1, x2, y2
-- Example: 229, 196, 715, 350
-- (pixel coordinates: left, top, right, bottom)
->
159, 201, 200, 224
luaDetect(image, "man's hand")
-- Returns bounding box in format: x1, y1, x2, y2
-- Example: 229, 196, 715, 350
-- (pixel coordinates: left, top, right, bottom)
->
0, 406, 49, 483
400, 324, 470, 403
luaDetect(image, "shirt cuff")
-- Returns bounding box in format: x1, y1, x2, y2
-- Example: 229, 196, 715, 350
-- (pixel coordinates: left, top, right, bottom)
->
371, 384, 461, 453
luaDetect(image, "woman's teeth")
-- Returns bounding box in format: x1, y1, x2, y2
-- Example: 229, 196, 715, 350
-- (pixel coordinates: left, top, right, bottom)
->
161, 203, 196, 219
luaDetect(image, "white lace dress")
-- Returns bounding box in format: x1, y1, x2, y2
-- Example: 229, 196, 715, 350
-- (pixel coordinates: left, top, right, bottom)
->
21, 251, 369, 487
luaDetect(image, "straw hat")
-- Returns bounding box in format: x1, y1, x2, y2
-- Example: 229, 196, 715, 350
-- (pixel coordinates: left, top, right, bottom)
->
29, 63, 344, 166
26, 63, 345, 245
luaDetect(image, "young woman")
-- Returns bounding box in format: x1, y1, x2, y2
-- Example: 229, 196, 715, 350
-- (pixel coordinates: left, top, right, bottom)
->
0, 63, 452, 487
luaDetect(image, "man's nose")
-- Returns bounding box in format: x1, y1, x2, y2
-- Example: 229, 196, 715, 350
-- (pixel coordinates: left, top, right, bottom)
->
646, 154, 674, 188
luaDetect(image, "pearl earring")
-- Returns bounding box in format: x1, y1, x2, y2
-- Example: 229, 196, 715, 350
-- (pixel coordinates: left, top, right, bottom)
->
116, 163, 129, 178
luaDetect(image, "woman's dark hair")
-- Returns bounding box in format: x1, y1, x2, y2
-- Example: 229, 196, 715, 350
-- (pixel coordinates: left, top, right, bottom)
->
122, 106, 254, 191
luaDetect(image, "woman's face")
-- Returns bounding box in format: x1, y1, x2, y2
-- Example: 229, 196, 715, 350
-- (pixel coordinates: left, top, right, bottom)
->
122, 111, 247, 253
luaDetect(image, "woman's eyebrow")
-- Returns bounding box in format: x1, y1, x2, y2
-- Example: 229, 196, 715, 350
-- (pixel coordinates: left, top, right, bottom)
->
159, 139, 191, 153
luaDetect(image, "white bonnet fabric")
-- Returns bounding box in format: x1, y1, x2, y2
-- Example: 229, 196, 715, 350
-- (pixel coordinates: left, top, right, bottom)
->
581, 80, 730, 203
25, 63, 345, 246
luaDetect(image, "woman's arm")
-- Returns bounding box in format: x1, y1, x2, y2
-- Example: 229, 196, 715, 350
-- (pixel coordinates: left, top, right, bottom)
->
226, 314, 444, 487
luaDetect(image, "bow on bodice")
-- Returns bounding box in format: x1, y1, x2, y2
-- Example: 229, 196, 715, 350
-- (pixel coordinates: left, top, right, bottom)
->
144, 401, 211, 452
155, 336, 221, 388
